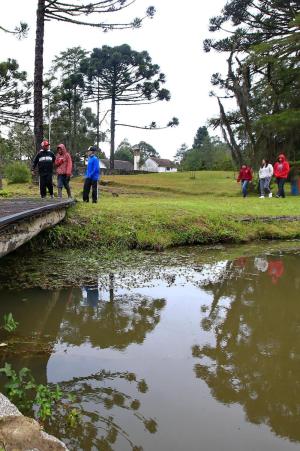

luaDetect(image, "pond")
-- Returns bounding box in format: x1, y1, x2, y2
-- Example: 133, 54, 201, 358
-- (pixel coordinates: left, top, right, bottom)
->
0, 242, 299, 451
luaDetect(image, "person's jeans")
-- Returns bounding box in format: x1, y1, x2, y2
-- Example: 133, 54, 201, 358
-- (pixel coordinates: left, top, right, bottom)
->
277, 178, 286, 198
259, 177, 271, 196
241, 180, 249, 197
57, 174, 70, 190
83, 177, 98, 203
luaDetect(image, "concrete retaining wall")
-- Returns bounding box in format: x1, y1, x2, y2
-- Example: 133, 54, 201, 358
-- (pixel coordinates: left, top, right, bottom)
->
0, 209, 66, 258
0, 393, 68, 450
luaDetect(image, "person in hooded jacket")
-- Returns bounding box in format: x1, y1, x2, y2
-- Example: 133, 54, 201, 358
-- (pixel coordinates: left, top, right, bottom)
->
32, 140, 55, 198
274, 154, 290, 198
83, 145, 100, 203
55, 144, 73, 198
237, 164, 253, 197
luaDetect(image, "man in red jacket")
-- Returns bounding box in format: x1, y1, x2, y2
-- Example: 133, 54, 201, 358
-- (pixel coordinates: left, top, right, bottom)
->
237, 164, 253, 197
274, 154, 290, 198
55, 144, 73, 198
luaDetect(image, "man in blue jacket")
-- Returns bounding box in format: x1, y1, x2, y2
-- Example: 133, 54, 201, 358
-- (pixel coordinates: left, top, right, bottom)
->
83, 145, 100, 203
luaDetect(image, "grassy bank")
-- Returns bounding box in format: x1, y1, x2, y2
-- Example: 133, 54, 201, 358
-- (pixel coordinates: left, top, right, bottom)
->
3, 171, 300, 250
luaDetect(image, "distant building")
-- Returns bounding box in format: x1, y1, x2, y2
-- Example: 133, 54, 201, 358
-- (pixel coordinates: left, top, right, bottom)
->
100, 159, 134, 173
140, 157, 177, 173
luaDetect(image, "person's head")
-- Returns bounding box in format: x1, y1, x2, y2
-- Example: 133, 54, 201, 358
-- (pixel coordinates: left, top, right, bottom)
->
57, 144, 66, 155
261, 159, 269, 167
41, 140, 50, 151
278, 154, 285, 163
241, 164, 246, 169
87, 145, 97, 157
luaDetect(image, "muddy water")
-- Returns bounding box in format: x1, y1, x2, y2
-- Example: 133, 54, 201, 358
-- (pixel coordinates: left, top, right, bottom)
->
0, 246, 300, 451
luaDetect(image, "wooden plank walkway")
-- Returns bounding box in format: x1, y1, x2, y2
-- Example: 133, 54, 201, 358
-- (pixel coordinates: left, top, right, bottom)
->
0, 198, 74, 229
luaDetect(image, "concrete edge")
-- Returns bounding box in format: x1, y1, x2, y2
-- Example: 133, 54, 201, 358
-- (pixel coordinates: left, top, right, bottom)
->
0, 393, 68, 450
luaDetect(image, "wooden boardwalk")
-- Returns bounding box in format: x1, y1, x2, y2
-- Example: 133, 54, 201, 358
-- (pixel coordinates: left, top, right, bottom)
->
0, 198, 75, 257
0, 198, 74, 228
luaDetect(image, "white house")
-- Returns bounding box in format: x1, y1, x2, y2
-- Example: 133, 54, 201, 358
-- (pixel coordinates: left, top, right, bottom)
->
140, 157, 177, 173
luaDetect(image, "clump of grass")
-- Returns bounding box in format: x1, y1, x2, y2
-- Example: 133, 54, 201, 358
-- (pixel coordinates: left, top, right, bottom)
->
4, 162, 31, 184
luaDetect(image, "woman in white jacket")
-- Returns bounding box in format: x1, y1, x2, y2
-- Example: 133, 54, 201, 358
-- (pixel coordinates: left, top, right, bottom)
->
259, 159, 274, 198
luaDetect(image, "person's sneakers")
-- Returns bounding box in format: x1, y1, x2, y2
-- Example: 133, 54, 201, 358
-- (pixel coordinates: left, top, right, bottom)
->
259, 196, 265, 198
275, 194, 281, 198
269, 193, 273, 198
50, 195, 54, 199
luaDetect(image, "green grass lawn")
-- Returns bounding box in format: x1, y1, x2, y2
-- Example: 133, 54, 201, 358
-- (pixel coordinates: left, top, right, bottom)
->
2, 171, 300, 250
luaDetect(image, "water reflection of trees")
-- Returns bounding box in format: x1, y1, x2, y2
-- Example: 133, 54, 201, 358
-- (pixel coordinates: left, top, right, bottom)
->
192, 255, 300, 443
59, 283, 166, 349
47, 369, 157, 451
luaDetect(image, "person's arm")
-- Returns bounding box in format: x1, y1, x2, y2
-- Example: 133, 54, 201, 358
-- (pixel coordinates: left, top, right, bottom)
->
237, 170, 242, 182
55, 155, 64, 167
269, 165, 274, 177
66, 154, 72, 176
85, 160, 91, 179
31, 153, 39, 171
284, 162, 290, 178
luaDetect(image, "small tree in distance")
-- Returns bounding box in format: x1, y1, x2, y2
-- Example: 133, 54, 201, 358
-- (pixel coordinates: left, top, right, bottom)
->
115, 139, 134, 163
193, 126, 209, 148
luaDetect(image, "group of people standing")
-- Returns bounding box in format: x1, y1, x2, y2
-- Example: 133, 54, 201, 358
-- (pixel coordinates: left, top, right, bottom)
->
237, 154, 290, 198
32, 141, 100, 203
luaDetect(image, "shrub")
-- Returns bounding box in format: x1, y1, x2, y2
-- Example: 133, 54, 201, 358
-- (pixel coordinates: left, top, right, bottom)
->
4, 161, 31, 184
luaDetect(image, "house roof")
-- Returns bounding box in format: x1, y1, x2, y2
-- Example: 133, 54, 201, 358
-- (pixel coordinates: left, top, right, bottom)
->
150, 157, 177, 168
100, 159, 134, 171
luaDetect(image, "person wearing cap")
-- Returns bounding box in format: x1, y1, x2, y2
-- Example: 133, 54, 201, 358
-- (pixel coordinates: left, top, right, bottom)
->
32, 140, 55, 198
55, 144, 73, 198
83, 145, 100, 203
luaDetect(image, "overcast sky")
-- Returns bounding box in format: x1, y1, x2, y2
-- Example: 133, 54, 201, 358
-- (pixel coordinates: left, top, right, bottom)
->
1, 0, 228, 159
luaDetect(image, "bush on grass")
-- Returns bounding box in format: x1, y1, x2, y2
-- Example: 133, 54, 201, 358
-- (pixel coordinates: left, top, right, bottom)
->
4, 162, 31, 184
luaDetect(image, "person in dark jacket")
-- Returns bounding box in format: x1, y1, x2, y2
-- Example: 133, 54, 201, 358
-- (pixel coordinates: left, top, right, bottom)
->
237, 164, 253, 197
83, 145, 100, 203
274, 153, 290, 198
32, 140, 55, 198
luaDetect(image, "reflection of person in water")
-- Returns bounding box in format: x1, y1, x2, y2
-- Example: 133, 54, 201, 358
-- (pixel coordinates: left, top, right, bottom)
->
82, 285, 100, 307
254, 257, 268, 273
64, 275, 166, 350
192, 254, 300, 443
267, 260, 284, 284
234, 257, 247, 268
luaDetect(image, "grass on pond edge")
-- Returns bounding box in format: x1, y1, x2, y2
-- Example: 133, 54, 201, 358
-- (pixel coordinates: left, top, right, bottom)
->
3, 171, 300, 251
37, 199, 300, 251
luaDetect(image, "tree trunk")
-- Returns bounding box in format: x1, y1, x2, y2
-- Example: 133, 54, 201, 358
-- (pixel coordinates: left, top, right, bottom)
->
218, 98, 243, 166
110, 68, 117, 170
34, 0, 45, 152
110, 95, 116, 169
73, 86, 77, 156
96, 78, 100, 149
0, 165, 3, 189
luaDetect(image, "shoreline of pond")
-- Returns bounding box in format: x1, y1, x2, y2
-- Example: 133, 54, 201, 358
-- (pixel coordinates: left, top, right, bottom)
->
1, 239, 300, 290
22, 208, 300, 255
